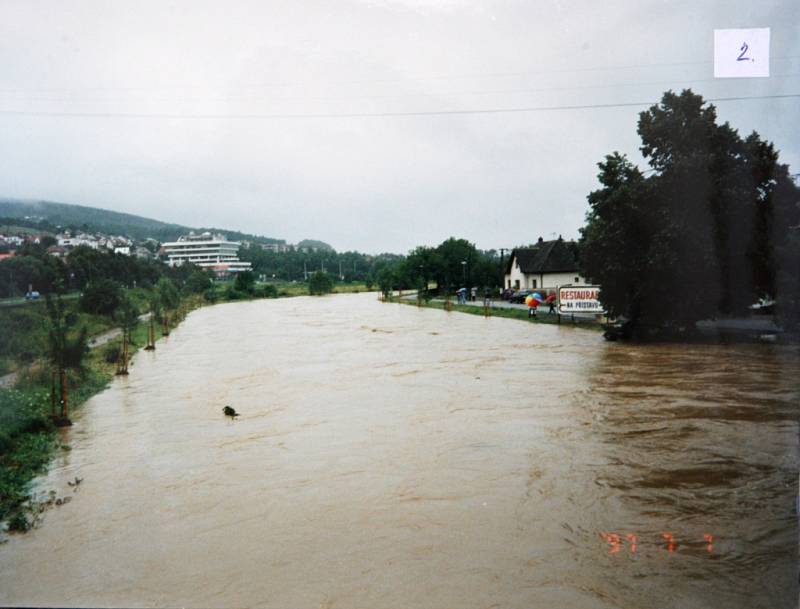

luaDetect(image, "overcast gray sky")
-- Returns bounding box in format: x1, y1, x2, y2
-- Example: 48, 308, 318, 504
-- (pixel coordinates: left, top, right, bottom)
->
1, 0, 798, 253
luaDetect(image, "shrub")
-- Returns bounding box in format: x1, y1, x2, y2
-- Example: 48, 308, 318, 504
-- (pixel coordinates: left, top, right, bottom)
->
226, 287, 246, 300
203, 288, 218, 303
184, 269, 213, 294
308, 271, 334, 295
256, 284, 278, 298
103, 343, 121, 364
0, 431, 13, 455
155, 277, 180, 310
80, 279, 123, 316
234, 271, 256, 295
6, 511, 31, 532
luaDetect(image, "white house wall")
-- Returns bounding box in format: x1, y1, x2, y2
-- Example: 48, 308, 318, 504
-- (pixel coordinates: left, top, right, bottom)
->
540, 272, 588, 288
506, 258, 530, 289
504, 269, 589, 290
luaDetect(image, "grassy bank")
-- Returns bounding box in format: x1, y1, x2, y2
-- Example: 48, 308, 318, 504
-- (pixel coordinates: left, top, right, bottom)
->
392, 295, 603, 331
232, 280, 372, 298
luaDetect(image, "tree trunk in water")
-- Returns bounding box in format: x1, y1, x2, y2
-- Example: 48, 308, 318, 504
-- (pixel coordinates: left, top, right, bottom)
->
162, 312, 169, 336
123, 331, 129, 373
50, 369, 57, 415
145, 319, 156, 350
59, 369, 68, 420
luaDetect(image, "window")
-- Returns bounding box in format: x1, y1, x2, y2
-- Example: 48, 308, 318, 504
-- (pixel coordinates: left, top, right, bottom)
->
532, 279, 537, 288
575, 277, 580, 283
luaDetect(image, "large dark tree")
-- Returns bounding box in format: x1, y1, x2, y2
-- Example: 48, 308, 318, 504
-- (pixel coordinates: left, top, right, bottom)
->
580, 89, 800, 334
579, 153, 650, 322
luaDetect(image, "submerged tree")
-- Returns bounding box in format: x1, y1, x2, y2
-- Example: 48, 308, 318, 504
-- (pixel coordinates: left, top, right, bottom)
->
144, 292, 160, 350
156, 277, 180, 336
45, 295, 88, 425
113, 294, 140, 375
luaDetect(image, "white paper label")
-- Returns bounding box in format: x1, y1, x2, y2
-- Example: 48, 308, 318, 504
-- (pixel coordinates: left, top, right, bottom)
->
714, 28, 770, 78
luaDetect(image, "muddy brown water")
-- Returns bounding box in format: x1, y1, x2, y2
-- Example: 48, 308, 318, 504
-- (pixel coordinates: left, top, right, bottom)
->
1, 293, 798, 608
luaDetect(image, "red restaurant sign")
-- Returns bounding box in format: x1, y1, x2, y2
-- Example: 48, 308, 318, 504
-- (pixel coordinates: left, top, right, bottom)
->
558, 286, 604, 314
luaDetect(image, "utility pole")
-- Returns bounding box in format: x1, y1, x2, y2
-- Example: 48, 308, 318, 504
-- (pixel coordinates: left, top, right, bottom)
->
499, 248, 508, 290
303, 261, 308, 280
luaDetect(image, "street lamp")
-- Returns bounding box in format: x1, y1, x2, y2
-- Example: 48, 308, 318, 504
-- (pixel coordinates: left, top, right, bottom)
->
461, 260, 466, 286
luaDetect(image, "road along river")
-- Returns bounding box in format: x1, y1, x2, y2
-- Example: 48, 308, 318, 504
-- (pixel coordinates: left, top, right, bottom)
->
0, 292, 798, 608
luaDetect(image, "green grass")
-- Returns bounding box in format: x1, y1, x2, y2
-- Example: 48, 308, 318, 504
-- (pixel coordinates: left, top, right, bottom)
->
0, 386, 65, 526
213, 280, 373, 299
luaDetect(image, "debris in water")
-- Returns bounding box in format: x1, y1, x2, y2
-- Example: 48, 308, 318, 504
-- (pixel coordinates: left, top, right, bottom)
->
223, 405, 239, 418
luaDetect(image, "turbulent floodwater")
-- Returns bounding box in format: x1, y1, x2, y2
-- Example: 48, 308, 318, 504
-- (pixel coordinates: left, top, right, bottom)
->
1, 293, 798, 608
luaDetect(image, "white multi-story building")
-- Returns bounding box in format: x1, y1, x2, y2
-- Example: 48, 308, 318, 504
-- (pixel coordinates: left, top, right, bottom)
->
161, 232, 252, 275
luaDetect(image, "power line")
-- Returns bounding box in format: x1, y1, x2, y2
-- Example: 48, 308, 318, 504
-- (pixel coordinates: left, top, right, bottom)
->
0, 93, 797, 120
3, 55, 799, 94
5, 73, 800, 105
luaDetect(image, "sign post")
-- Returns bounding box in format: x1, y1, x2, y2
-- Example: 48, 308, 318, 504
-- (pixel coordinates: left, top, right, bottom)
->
558, 286, 604, 315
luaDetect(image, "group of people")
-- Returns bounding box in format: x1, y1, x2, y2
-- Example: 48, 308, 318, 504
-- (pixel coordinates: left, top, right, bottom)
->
527, 292, 558, 317
456, 287, 478, 304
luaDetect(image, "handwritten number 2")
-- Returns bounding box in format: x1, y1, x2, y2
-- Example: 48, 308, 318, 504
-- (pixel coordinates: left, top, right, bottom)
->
737, 42, 753, 62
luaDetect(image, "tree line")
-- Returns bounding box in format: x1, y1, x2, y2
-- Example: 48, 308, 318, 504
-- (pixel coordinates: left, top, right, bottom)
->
0, 239, 205, 298
238, 240, 504, 293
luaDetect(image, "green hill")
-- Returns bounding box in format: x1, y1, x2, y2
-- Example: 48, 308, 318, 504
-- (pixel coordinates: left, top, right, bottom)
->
297, 239, 334, 251
0, 198, 285, 244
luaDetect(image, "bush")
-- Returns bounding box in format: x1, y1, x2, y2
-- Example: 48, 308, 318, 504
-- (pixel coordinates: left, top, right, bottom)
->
184, 269, 213, 294
0, 308, 49, 362
103, 343, 121, 364
6, 511, 31, 532
0, 431, 13, 455
234, 271, 256, 295
155, 277, 180, 310
256, 284, 278, 298
0, 388, 50, 440
203, 288, 218, 303
308, 271, 334, 295
80, 279, 123, 316
225, 287, 246, 301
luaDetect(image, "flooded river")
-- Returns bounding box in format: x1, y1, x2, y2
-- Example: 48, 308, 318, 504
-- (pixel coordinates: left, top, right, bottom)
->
1, 293, 798, 608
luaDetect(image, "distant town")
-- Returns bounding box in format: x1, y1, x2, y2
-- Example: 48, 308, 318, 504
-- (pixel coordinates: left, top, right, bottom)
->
0, 220, 334, 281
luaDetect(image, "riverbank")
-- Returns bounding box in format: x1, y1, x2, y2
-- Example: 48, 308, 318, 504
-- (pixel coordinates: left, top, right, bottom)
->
0, 294, 202, 530
0, 284, 377, 531
390, 293, 603, 331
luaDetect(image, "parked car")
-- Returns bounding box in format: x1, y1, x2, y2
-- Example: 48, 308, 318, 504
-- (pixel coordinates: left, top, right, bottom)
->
509, 289, 533, 304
